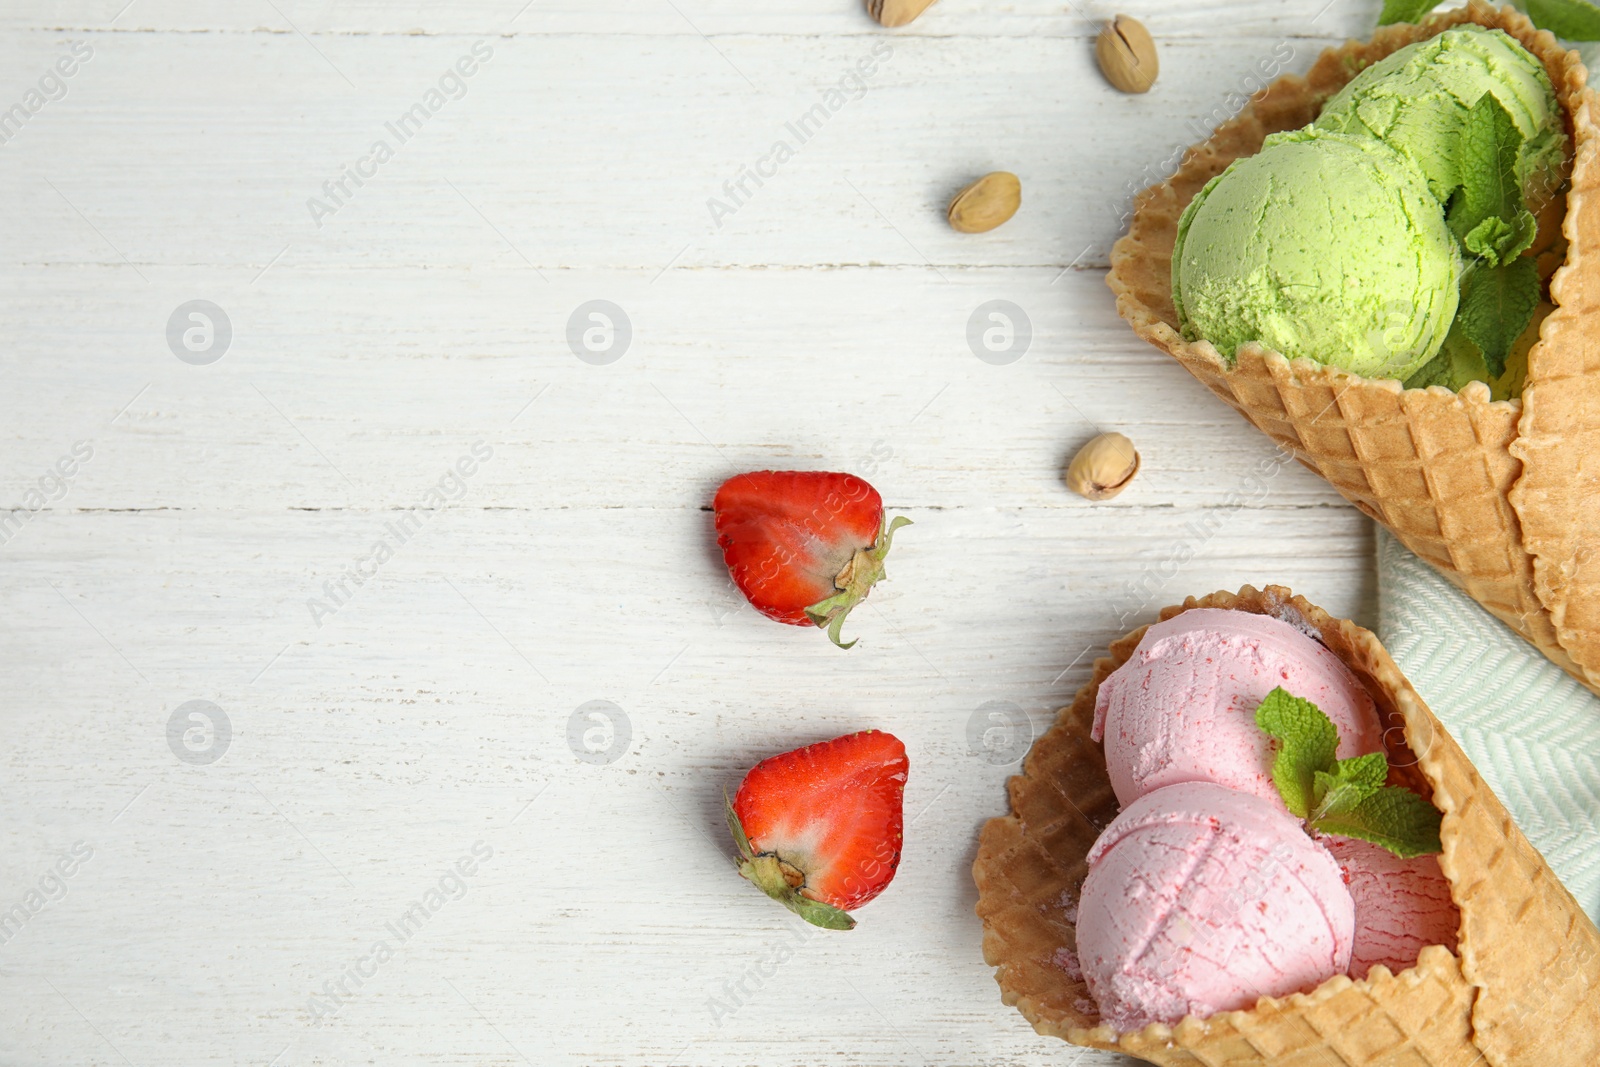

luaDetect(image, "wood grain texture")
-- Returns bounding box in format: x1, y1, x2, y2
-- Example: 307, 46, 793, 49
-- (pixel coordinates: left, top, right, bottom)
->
0, 3, 1382, 1065
0, 0, 1388, 37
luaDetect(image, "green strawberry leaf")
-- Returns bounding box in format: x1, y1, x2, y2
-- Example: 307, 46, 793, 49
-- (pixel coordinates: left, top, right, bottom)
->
1518, 0, 1600, 40
1254, 687, 1338, 818
725, 791, 754, 861
787, 894, 858, 930
1310, 752, 1389, 821
1457, 258, 1542, 378
1310, 785, 1445, 858
1447, 93, 1537, 266
802, 515, 913, 651
1378, 0, 1439, 24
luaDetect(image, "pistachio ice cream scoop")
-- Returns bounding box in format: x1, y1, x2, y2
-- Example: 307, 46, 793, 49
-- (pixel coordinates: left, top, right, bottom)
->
1171, 128, 1461, 380
1315, 26, 1565, 206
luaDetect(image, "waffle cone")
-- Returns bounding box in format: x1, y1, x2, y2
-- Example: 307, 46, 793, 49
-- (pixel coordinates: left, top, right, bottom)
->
973, 585, 1600, 1066
1107, 2, 1600, 694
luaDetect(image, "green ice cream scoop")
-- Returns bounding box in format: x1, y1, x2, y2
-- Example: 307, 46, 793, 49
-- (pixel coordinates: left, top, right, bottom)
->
1172, 129, 1461, 380
1315, 26, 1565, 205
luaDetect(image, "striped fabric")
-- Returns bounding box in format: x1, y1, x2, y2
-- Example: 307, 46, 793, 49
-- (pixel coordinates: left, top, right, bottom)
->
1377, 527, 1600, 922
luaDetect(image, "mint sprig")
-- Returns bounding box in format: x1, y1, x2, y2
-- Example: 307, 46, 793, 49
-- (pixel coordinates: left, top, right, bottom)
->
1254, 687, 1443, 858
1381, 0, 1600, 39
1458, 258, 1541, 378
1441, 95, 1543, 383
1448, 94, 1537, 265
1378, 0, 1439, 25
1517, 0, 1600, 40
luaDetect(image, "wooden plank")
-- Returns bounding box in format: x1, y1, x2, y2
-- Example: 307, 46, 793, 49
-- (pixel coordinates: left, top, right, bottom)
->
0, 30, 1336, 271
0, 265, 1351, 511
0, 0, 1388, 40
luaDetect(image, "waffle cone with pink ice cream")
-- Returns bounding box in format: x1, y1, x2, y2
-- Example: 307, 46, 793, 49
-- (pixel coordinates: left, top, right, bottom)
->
973, 585, 1600, 1066
1070, 607, 1459, 1032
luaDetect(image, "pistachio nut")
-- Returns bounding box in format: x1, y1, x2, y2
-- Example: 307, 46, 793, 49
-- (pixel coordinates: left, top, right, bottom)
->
868, 0, 939, 27
1066, 433, 1140, 500
947, 171, 1022, 234
1096, 15, 1159, 94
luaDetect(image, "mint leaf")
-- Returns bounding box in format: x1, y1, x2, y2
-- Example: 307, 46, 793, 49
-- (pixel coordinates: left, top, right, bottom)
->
1313, 769, 1360, 817
1311, 786, 1444, 858
1519, 0, 1600, 40
1405, 320, 1497, 392
1254, 690, 1444, 858
1448, 94, 1537, 266
1404, 334, 1473, 391
1457, 258, 1541, 378
1464, 215, 1535, 263
1255, 687, 1338, 818
1334, 752, 1389, 792
1379, 0, 1438, 24
1404, 346, 1455, 391
1311, 752, 1388, 821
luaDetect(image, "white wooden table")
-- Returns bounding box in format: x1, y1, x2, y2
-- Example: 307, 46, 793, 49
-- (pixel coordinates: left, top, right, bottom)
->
0, 2, 1400, 1064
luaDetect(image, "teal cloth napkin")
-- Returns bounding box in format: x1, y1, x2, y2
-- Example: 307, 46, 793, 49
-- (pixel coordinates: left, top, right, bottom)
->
1376, 528, 1600, 923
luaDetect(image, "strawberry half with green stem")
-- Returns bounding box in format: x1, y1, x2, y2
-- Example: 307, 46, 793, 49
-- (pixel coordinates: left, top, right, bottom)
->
713, 470, 911, 649
725, 730, 908, 930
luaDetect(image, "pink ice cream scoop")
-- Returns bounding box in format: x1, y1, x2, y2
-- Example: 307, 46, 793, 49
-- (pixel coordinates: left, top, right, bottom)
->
1322, 835, 1460, 979
1092, 608, 1383, 809
1076, 781, 1355, 1032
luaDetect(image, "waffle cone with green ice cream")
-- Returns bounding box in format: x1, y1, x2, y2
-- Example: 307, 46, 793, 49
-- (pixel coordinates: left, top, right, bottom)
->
1108, 1, 1600, 693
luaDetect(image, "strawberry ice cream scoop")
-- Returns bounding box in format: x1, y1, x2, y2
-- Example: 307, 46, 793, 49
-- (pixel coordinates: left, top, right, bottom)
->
1077, 781, 1355, 1032
1092, 609, 1383, 808
1322, 835, 1459, 979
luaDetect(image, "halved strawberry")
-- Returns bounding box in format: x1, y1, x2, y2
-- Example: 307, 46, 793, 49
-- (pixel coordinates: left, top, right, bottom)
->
725, 730, 908, 930
713, 470, 911, 649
